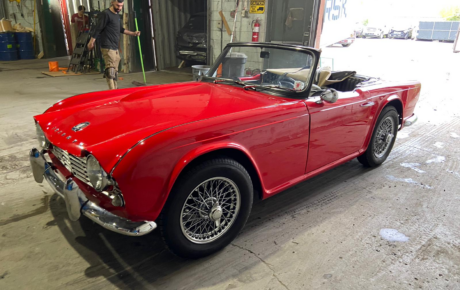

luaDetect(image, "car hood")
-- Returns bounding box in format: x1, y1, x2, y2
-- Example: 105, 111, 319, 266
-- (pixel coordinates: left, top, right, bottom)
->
177, 28, 206, 44
35, 82, 292, 170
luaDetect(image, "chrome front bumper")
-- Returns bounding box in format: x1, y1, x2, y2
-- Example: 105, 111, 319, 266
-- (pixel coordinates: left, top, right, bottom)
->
404, 114, 418, 127
29, 148, 156, 236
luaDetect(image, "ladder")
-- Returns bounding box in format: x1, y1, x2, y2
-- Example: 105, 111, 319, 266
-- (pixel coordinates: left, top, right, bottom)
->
67, 32, 94, 73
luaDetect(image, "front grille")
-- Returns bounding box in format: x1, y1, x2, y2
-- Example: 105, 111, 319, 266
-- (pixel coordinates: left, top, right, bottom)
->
52, 146, 90, 183
51, 145, 123, 200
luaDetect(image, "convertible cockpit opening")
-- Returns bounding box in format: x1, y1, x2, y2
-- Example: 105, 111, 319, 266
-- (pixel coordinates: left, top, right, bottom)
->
204, 43, 373, 96
326, 74, 367, 92
313, 68, 371, 92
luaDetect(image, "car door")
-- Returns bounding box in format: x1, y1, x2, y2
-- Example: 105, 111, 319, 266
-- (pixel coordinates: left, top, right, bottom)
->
304, 89, 373, 173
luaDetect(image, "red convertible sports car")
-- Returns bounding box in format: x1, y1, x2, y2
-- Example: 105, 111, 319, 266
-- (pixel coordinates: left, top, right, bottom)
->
30, 43, 419, 258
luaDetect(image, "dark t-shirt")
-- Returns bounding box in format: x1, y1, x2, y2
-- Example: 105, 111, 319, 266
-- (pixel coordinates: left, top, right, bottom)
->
91, 9, 125, 50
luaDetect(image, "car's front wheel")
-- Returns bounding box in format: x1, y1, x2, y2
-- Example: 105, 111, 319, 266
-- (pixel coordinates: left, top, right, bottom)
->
342, 43, 351, 47
160, 158, 253, 259
358, 106, 399, 167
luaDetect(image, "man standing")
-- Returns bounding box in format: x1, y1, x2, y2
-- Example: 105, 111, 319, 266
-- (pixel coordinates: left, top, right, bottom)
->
71, 5, 89, 35
88, 0, 140, 90
71, 6, 89, 50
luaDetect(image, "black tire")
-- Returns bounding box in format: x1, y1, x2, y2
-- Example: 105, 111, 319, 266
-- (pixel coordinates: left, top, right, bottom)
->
160, 158, 253, 259
341, 43, 351, 47
358, 106, 399, 167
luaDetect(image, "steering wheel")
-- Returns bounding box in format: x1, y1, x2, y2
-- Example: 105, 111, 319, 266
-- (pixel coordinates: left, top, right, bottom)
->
278, 74, 296, 90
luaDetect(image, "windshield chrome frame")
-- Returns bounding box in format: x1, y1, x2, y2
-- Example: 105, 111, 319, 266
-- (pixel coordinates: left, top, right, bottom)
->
204, 42, 320, 96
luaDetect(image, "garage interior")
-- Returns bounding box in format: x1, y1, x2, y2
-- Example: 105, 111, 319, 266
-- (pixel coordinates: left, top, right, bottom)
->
1, 0, 460, 289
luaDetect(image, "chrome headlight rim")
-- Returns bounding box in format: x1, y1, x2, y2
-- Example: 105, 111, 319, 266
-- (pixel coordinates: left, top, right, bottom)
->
35, 123, 50, 149
86, 154, 109, 192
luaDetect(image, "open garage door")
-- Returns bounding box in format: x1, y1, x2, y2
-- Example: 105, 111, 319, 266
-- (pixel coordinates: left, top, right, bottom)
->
266, 0, 318, 46
151, 0, 207, 70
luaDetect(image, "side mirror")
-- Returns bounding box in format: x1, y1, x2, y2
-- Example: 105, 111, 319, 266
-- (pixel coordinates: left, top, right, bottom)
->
320, 88, 339, 103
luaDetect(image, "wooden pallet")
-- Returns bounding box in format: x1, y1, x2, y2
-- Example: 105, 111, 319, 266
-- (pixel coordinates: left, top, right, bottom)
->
41, 71, 100, 77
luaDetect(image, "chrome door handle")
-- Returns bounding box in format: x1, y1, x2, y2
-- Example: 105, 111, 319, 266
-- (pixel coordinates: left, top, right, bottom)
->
361, 102, 375, 107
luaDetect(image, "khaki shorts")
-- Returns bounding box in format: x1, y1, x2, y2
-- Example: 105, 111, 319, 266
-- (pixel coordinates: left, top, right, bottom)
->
101, 48, 121, 71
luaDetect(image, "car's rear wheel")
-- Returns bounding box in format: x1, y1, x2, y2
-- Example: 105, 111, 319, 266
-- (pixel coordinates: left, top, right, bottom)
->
342, 43, 351, 47
160, 158, 253, 259
358, 106, 398, 167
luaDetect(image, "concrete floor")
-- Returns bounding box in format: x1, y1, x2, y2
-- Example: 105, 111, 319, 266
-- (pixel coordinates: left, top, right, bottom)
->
0, 39, 459, 290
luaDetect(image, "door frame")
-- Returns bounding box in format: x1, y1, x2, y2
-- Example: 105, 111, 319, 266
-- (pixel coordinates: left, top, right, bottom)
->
59, 0, 72, 55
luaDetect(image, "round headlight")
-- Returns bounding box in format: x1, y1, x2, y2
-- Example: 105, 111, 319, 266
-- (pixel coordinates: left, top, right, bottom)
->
36, 124, 49, 149
87, 155, 108, 191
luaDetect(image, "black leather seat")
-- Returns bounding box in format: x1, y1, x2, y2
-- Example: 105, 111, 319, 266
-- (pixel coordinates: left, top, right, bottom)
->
327, 76, 364, 92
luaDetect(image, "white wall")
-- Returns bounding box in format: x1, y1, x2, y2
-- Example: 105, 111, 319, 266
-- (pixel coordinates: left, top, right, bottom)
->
4, 0, 44, 55
210, 0, 267, 64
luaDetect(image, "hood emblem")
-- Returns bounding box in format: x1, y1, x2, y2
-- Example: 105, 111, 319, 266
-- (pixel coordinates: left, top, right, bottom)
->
72, 122, 90, 132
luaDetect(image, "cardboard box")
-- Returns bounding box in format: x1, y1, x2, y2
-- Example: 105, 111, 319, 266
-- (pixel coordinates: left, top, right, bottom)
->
0, 19, 13, 33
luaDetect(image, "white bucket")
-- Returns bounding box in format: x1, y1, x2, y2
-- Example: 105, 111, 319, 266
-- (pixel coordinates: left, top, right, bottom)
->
192, 65, 210, 81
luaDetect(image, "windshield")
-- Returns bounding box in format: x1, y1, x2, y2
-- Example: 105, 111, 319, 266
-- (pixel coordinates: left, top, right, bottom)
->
205, 45, 315, 93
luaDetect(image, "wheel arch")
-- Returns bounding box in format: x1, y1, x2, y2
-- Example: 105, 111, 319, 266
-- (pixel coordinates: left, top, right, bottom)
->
167, 145, 265, 203
386, 98, 403, 127
362, 95, 403, 152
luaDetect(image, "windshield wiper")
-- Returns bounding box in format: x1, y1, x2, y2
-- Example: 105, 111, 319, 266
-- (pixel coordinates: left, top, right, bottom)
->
213, 78, 244, 85
213, 78, 231, 84
243, 85, 257, 91
213, 78, 252, 88
213, 78, 295, 92
242, 84, 296, 92
253, 85, 296, 92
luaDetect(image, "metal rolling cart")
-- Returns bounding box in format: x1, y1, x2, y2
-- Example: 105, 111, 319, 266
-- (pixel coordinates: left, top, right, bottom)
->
67, 10, 103, 73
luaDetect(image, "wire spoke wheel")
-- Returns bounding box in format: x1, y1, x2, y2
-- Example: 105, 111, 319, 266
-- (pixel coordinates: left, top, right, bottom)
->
180, 177, 241, 244
373, 116, 395, 158
357, 106, 398, 168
